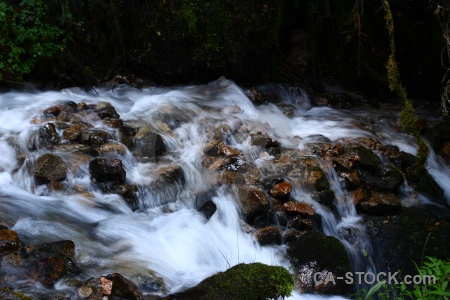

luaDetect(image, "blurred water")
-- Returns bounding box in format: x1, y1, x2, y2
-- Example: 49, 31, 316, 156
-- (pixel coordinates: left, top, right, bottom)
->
0, 78, 447, 299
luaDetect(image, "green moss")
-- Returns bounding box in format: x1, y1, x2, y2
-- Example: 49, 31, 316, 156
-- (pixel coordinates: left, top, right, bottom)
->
0, 288, 33, 300
382, 0, 429, 167
174, 263, 294, 300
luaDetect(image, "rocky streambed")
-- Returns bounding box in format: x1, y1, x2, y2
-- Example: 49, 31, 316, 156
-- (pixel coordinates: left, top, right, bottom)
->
0, 79, 449, 299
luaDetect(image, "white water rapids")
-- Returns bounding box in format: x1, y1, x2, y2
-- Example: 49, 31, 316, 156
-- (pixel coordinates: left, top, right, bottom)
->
0, 78, 449, 299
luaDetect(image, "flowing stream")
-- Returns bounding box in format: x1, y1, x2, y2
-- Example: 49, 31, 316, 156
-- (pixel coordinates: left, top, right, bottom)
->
0, 78, 449, 299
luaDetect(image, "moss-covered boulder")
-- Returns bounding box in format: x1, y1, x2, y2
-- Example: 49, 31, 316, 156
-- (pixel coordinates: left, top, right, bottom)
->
163, 263, 293, 300
287, 231, 353, 296
366, 206, 450, 279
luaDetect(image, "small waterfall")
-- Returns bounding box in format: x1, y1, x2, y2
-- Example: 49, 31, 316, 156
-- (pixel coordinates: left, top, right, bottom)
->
0, 79, 448, 299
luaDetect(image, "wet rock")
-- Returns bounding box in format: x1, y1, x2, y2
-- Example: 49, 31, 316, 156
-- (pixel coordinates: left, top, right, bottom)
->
80, 129, 109, 147
0, 230, 20, 253
223, 156, 249, 172
405, 165, 445, 205
366, 206, 450, 280
103, 118, 124, 128
62, 124, 87, 141
218, 171, 245, 185
340, 171, 361, 188
319, 91, 362, 109
217, 141, 239, 157
302, 165, 330, 192
287, 215, 315, 231
353, 186, 402, 215
89, 157, 126, 184
283, 201, 315, 217
163, 263, 293, 300
106, 273, 142, 300
25, 240, 76, 260
203, 141, 219, 156
355, 146, 381, 170
283, 229, 303, 244
155, 165, 185, 185
287, 231, 353, 296
29, 256, 67, 287
358, 164, 404, 192
235, 185, 270, 225
423, 120, 450, 151
94, 102, 120, 119
197, 200, 217, 220
33, 153, 68, 184
250, 131, 281, 156
261, 175, 285, 190
37, 123, 60, 148
133, 127, 166, 162
97, 182, 138, 209
244, 166, 261, 185
119, 122, 140, 149
43, 106, 62, 118
254, 226, 282, 246
269, 181, 292, 199
98, 141, 128, 155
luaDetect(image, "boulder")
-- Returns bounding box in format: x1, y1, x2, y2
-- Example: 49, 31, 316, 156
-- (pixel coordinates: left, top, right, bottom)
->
29, 256, 67, 287
405, 165, 445, 205
287, 231, 353, 296
269, 181, 292, 200
366, 206, 450, 280
254, 226, 282, 246
133, 127, 166, 161
283, 201, 315, 217
93, 102, 120, 119
352, 186, 402, 215
235, 185, 270, 225
37, 123, 60, 148
106, 273, 142, 300
250, 132, 281, 156
62, 124, 88, 141
80, 129, 110, 147
197, 200, 217, 220
162, 263, 293, 300
33, 153, 68, 184
89, 157, 126, 184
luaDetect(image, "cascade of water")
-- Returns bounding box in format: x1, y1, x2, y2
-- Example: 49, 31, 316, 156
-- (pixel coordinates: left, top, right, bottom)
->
0, 79, 448, 299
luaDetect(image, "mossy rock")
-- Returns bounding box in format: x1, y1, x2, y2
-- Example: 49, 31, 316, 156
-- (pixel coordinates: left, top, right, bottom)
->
366, 206, 450, 279
164, 263, 293, 300
287, 231, 353, 296
0, 288, 32, 300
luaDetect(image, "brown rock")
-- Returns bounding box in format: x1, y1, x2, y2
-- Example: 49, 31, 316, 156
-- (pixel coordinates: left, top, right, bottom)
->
0, 230, 20, 253
236, 185, 270, 224
217, 141, 240, 157
283, 201, 315, 216
43, 106, 62, 117
33, 153, 68, 184
30, 256, 67, 287
254, 226, 282, 246
63, 124, 87, 141
269, 182, 292, 198
89, 157, 126, 183
106, 273, 142, 300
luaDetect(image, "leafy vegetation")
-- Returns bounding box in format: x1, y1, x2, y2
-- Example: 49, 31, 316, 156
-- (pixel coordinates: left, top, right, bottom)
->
360, 256, 450, 300
0, 0, 64, 82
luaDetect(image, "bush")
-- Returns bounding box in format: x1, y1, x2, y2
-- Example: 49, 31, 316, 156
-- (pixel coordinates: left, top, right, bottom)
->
0, 0, 64, 82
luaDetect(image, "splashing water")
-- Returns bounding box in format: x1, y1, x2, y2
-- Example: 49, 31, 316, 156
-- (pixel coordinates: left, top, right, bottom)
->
0, 78, 448, 299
